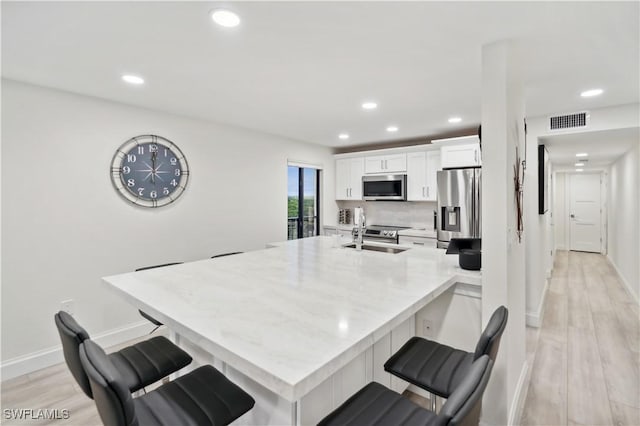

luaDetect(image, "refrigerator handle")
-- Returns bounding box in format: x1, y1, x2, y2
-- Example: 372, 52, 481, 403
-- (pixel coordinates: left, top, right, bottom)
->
433, 210, 437, 230
471, 175, 476, 237
474, 169, 481, 238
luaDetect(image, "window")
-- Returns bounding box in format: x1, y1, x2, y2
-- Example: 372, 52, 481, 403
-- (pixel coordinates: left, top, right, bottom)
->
287, 165, 320, 240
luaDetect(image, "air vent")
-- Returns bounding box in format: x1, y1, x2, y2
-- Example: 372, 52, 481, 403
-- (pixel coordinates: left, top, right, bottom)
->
548, 112, 589, 130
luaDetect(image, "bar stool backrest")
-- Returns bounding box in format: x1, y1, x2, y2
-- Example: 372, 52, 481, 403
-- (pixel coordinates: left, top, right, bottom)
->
440, 355, 493, 426
80, 340, 137, 426
473, 305, 508, 362
54, 311, 93, 398
211, 252, 243, 258
135, 262, 183, 272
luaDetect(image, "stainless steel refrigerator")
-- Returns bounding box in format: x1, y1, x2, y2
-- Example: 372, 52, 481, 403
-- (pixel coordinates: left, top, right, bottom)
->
436, 168, 481, 249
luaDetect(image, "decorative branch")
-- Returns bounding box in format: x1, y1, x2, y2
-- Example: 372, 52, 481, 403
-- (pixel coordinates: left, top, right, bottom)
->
514, 146, 524, 243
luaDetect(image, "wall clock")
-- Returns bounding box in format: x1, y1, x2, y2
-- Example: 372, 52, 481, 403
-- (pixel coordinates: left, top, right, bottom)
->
110, 135, 189, 207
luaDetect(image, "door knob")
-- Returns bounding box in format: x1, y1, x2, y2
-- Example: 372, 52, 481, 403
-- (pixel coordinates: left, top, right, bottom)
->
570, 214, 575, 219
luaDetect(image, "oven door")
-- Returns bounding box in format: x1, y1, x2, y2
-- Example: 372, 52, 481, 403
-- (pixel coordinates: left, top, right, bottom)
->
362, 175, 406, 201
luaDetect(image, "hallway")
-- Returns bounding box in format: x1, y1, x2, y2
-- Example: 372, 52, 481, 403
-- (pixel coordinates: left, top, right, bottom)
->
520, 251, 640, 425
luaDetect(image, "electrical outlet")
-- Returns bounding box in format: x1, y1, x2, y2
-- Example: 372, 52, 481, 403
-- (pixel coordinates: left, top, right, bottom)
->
61, 299, 75, 316
422, 319, 433, 337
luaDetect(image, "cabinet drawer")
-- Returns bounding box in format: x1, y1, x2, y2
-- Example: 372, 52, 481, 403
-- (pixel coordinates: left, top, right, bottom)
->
399, 235, 436, 247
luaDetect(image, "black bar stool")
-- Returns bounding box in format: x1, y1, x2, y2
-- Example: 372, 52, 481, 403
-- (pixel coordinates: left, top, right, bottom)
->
211, 252, 243, 258
80, 340, 255, 426
318, 355, 493, 426
384, 306, 508, 411
54, 311, 192, 398
135, 262, 183, 332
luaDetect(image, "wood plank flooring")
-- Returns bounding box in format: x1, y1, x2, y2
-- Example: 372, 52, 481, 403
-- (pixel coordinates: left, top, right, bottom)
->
520, 251, 640, 426
2, 250, 637, 425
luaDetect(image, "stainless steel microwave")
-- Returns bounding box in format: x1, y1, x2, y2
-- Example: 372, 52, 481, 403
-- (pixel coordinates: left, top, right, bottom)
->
362, 174, 407, 201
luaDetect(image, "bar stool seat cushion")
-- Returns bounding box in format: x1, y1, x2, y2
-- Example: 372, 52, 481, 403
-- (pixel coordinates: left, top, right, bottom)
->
384, 337, 474, 398
55, 311, 192, 398
134, 365, 255, 426
318, 382, 445, 426
108, 336, 192, 393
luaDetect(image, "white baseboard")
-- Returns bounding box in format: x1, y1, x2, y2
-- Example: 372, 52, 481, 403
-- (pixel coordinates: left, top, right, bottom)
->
508, 361, 530, 426
606, 255, 639, 305
1, 320, 155, 381
526, 277, 549, 328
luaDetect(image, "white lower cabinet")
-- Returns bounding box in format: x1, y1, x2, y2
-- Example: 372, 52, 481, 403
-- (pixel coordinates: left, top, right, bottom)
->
299, 315, 415, 425
323, 227, 353, 239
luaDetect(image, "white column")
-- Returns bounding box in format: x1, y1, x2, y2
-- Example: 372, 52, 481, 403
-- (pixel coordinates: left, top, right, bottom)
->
480, 40, 527, 425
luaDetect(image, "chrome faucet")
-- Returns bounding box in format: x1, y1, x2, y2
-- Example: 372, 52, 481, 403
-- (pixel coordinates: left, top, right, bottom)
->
355, 208, 366, 251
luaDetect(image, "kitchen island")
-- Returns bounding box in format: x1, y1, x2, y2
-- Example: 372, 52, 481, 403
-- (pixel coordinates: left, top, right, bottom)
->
102, 236, 481, 425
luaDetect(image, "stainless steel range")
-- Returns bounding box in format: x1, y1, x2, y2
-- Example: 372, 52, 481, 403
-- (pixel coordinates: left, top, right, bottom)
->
352, 225, 410, 244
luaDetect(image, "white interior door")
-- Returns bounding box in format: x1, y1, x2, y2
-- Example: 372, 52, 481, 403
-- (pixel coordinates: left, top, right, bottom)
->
569, 173, 602, 253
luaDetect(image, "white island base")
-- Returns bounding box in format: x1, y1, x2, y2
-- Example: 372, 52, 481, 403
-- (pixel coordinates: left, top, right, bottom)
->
174, 314, 415, 426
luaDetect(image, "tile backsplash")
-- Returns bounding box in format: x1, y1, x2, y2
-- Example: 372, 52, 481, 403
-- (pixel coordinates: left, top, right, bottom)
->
336, 200, 437, 230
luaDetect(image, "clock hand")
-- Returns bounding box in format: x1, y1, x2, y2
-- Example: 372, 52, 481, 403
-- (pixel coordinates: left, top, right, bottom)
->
151, 151, 157, 185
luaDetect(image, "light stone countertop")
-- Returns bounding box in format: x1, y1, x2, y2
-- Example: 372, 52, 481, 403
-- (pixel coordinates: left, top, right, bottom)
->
102, 236, 480, 402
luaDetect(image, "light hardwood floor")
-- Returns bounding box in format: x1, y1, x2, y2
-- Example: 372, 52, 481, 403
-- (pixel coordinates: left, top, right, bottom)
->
520, 250, 640, 426
2, 250, 637, 425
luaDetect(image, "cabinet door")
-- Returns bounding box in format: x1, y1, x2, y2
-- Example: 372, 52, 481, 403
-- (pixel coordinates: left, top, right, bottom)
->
364, 154, 407, 174
349, 157, 365, 199
364, 155, 385, 174
425, 151, 441, 201
335, 159, 351, 200
407, 152, 427, 201
441, 143, 480, 168
384, 154, 407, 173
390, 316, 416, 393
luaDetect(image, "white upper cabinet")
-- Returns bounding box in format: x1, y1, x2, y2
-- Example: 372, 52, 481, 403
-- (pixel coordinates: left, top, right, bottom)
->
335, 157, 364, 200
364, 153, 407, 174
439, 137, 481, 169
425, 150, 441, 201
406, 152, 426, 201
407, 150, 440, 201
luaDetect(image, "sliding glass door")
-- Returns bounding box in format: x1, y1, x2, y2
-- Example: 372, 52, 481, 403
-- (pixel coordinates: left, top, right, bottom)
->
288, 166, 320, 240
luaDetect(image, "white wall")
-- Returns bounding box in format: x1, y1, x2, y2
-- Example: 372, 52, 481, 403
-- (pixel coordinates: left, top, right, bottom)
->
480, 40, 527, 426
1, 80, 336, 369
608, 141, 640, 301
524, 103, 640, 327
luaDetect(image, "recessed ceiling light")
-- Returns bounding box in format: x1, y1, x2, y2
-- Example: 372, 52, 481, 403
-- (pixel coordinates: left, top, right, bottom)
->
576, 168, 584, 172
576, 153, 588, 157
580, 88, 603, 98
575, 162, 585, 167
386, 126, 398, 132
361, 102, 378, 110
448, 116, 462, 123
211, 9, 240, 27
121, 74, 144, 85
338, 133, 350, 140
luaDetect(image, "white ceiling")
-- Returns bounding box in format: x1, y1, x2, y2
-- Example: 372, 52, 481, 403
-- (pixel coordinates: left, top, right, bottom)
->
540, 127, 639, 171
2, 2, 639, 147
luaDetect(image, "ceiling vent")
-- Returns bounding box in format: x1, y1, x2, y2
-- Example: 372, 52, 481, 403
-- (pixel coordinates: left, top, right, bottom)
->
548, 112, 589, 131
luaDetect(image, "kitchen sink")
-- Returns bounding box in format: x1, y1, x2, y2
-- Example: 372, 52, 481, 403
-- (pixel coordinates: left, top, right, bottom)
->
343, 243, 408, 254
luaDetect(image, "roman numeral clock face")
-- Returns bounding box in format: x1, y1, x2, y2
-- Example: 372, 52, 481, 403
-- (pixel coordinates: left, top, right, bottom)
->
110, 135, 189, 207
